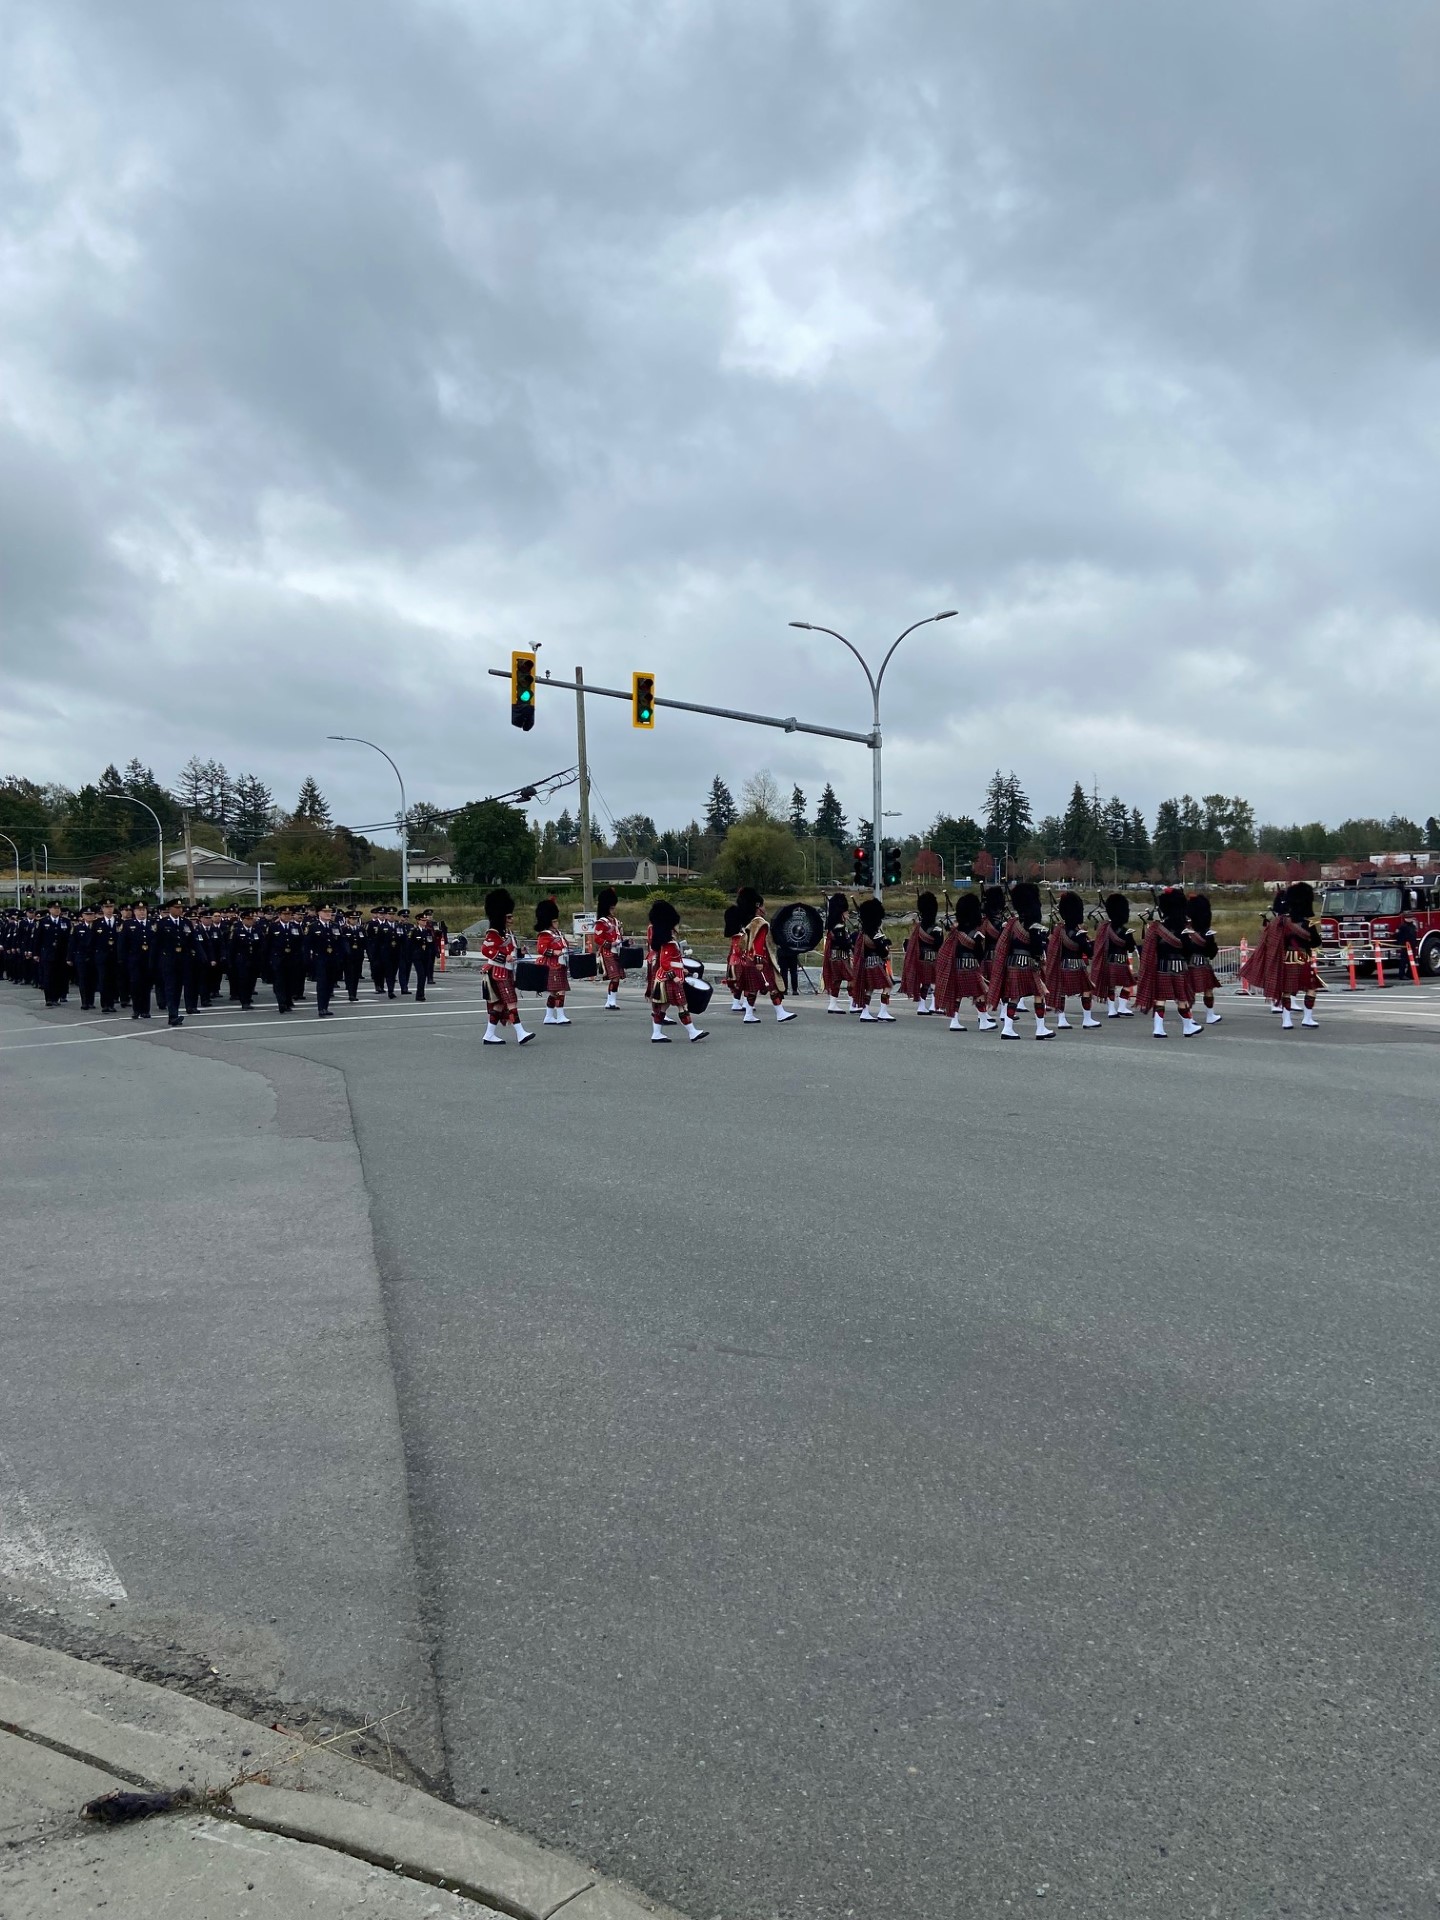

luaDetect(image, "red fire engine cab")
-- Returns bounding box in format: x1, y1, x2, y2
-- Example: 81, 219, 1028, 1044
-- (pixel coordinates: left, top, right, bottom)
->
1318, 873, 1440, 976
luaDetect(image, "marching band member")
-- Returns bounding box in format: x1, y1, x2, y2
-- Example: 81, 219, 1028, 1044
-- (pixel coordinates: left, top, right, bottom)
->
1135, 888, 1201, 1037
723, 903, 747, 1012
822, 893, 854, 1013
734, 889, 797, 1024
849, 898, 895, 1020
1044, 890, 1102, 1029
594, 886, 625, 1011
646, 899, 707, 1042
1185, 894, 1223, 1025
534, 898, 572, 1025
1090, 894, 1137, 1016
986, 881, 1053, 1038
900, 891, 943, 1014
976, 886, 1009, 1030
1241, 884, 1322, 1029
933, 891, 989, 1031
481, 889, 533, 1046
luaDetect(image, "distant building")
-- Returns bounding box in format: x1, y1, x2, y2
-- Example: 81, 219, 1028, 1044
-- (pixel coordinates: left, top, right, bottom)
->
587, 857, 661, 886
409, 855, 454, 883
166, 850, 279, 901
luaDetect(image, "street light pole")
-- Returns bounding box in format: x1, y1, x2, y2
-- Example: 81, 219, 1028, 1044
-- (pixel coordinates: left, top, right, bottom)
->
0, 832, 18, 906
328, 736, 408, 911
107, 796, 165, 899
788, 612, 957, 901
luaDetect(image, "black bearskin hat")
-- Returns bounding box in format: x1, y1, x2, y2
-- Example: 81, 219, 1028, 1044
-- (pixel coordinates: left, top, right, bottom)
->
982, 885, 1007, 920
1058, 890, 1084, 929
534, 899, 559, 931
826, 892, 849, 931
647, 897, 680, 948
735, 887, 760, 921
722, 903, 744, 938
1009, 879, 1042, 925
596, 886, 618, 916
484, 889, 514, 929
858, 897, 886, 936
916, 891, 938, 928
1286, 880, 1315, 919
1105, 892, 1130, 928
1187, 893, 1213, 935
953, 891, 982, 932
1159, 887, 1188, 930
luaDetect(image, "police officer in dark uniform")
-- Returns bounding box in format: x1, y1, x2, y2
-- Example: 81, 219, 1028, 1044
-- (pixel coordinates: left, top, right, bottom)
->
393, 909, 415, 995
94, 898, 123, 1012
342, 909, 367, 1001
155, 899, 194, 1026
305, 904, 348, 1017
228, 910, 259, 1009
267, 911, 302, 1013
366, 909, 392, 998
39, 903, 72, 1006
412, 910, 439, 1002
123, 902, 155, 1019
69, 906, 99, 1010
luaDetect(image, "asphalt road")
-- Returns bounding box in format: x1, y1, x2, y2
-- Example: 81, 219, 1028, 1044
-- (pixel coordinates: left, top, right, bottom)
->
2, 972, 1438, 1918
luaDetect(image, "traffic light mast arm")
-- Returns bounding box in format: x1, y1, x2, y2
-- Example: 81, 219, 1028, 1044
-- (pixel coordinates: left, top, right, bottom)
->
485, 669, 872, 745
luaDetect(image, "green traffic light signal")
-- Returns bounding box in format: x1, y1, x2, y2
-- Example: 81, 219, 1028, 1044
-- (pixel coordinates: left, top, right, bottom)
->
632, 672, 656, 730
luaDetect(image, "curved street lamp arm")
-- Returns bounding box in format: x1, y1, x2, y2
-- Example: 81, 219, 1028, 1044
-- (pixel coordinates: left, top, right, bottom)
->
795, 625, 878, 701
875, 613, 951, 695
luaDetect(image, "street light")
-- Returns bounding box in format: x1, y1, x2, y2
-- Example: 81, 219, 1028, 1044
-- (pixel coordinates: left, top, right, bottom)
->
107, 794, 166, 900
328, 735, 408, 910
788, 611, 957, 900
0, 832, 18, 906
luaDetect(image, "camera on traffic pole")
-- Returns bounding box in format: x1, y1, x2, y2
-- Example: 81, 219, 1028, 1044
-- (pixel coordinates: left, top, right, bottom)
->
510, 651, 537, 731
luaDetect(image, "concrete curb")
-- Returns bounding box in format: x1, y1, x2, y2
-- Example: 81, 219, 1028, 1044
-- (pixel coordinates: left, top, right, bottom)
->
0, 1634, 687, 1920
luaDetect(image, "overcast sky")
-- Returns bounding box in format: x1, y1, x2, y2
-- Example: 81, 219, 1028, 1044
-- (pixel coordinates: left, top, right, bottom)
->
3, 0, 1437, 849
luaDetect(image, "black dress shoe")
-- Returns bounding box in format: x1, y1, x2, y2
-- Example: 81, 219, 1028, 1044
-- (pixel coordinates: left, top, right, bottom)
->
169, 1015, 184, 1026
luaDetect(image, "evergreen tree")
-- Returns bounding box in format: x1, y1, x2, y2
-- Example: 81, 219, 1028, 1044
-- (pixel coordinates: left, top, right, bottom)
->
704, 776, 738, 837
555, 808, 577, 847
202, 760, 233, 828
788, 785, 808, 837
812, 783, 847, 848
1060, 782, 1102, 863
982, 770, 1034, 863
175, 756, 209, 813
293, 777, 332, 827
1154, 799, 1184, 873
1427, 815, 1440, 851
928, 813, 982, 873
1128, 807, 1152, 873
231, 774, 276, 857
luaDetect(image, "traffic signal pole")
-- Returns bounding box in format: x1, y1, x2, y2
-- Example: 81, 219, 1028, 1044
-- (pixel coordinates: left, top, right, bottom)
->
574, 665, 595, 914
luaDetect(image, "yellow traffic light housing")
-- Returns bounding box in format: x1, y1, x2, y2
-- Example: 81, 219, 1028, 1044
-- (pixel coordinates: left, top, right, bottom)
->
511, 651, 537, 731
632, 672, 656, 730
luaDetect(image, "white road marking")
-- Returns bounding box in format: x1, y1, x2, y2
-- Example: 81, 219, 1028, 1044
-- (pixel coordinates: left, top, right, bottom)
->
0, 1451, 127, 1604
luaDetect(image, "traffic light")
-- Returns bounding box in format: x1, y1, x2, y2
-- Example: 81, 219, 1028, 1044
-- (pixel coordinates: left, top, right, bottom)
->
510, 651, 537, 731
632, 672, 656, 730
882, 843, 903, 887
853, 845, 873, 888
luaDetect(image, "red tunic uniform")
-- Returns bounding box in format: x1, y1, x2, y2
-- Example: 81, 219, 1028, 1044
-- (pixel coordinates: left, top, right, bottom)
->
594, 913, 625, 986
986, 918, 1047, 1010
1043, 925, 1094, 1008
480, 927, 519, 1018
536, 926, 570, 997
647, 936, 689, 1010
1134, 922, 1192, 1011
735, 916, 781, 1001
850, 932, 893, 1001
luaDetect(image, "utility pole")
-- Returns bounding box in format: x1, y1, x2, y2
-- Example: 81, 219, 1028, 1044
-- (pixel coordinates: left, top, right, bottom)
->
183, 811, 196, 905
575, 665, 595, 914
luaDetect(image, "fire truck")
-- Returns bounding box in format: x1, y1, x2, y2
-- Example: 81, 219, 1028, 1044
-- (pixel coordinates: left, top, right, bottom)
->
1317, 873, 1440, 976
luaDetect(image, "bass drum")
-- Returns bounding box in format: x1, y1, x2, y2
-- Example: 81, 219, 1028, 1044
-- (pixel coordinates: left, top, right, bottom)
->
684, 977, 713, 1014
771, 901, 823, 955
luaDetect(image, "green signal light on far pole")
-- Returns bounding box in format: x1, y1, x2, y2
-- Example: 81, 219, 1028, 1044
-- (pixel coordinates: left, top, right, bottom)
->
632, 672, 656, 730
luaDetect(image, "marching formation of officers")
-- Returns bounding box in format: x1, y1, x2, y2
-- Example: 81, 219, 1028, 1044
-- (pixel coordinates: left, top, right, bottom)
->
0, 899, 448, 1026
